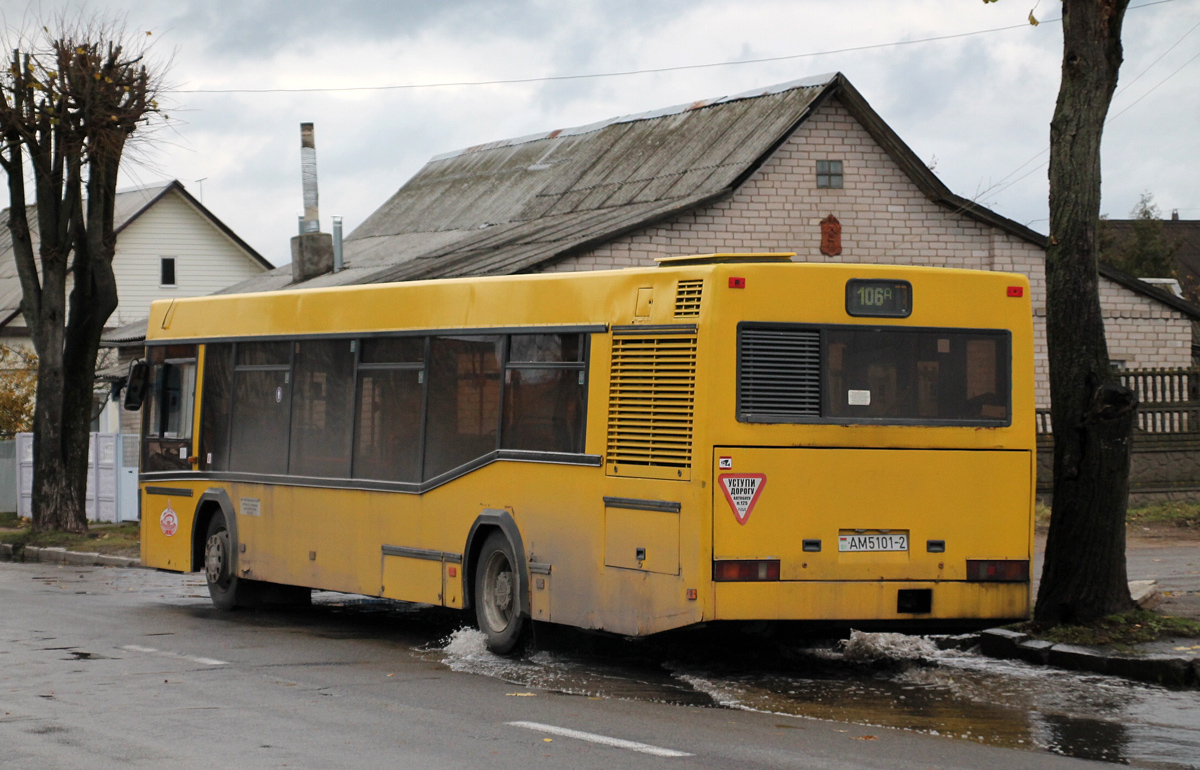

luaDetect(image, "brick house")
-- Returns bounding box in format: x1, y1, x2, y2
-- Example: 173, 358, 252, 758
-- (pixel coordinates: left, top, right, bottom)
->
224, 72, 1200, 406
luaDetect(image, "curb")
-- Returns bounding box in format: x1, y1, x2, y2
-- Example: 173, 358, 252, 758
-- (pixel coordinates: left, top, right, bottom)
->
0, 543, 140, 569
980, 628, 1200, 688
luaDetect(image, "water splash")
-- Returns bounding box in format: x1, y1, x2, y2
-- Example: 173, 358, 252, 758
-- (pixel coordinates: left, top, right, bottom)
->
840, 630, 939, 662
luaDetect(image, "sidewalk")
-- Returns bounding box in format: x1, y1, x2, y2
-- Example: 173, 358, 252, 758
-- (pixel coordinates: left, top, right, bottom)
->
0, 541, 139, 568
978, 524, 1200, 687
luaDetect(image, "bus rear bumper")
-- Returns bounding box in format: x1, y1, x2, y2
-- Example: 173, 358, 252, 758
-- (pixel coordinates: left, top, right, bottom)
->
713, 580, 1029, 623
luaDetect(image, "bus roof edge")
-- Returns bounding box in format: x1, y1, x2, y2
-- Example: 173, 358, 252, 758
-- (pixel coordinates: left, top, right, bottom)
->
654, 253, 796, 267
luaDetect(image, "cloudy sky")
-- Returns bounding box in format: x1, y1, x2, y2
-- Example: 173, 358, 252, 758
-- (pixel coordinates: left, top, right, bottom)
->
2, 0, 1197, 267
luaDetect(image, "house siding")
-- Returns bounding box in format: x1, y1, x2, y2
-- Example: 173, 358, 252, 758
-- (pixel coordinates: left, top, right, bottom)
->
110, 190, 267, 326
542, 99, 1191, 406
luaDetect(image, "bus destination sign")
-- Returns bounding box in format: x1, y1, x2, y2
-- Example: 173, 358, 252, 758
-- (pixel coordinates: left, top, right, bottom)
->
846, 279, 912, 318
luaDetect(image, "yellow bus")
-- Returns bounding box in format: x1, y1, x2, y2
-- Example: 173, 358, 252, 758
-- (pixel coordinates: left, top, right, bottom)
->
133, 254, 1035, 653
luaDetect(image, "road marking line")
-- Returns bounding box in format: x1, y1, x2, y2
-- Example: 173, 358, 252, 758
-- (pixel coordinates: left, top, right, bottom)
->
506, 721, 693, 757
121, 644, 227, 666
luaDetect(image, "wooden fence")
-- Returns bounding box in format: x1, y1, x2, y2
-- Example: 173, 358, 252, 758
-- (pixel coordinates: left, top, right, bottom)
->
1035, 368, 1200, 435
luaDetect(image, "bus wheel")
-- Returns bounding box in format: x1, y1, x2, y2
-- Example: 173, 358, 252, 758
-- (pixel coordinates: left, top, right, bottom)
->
204, 512, 245, 611
474, 531, 528, 655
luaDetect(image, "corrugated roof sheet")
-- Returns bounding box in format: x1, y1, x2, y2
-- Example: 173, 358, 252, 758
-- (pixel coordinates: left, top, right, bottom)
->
100, 317, 150, 346
225, 74, 839, 294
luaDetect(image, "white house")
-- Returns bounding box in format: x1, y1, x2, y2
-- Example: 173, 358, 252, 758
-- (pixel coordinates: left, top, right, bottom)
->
0, 180, 273, 431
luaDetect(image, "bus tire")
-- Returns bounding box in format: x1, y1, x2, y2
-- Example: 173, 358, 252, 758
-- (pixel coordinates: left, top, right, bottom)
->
474, 531, 529, 655
204, 511, 248, 611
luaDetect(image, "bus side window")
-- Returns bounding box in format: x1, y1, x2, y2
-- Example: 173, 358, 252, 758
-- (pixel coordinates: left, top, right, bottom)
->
502, 333, 586, 453
352, 336, 425, 483
289, 339, 355, 478
200, 343, 233, 471
229, 341, 292, 475
143, 344, 197, 472
424, 335, 502, 480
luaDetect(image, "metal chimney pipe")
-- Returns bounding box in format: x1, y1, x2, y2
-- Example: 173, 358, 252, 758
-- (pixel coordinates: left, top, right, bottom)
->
300, 122, 319, 233
332, 216, 344, 272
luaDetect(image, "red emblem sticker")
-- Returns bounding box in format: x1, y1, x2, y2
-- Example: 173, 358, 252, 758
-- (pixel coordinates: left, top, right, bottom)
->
718, 474, 767, 525
160, 503, 178, 537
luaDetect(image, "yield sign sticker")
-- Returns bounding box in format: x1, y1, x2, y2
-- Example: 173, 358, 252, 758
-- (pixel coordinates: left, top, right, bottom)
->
718, 473, 767, 525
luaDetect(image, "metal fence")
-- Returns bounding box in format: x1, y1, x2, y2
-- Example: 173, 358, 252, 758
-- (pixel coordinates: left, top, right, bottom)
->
13, 433, 139, 522
0, 440, 14, 513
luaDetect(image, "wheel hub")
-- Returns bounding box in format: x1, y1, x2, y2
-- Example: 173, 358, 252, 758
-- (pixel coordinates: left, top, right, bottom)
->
205, 531, 229, 586
494, 572, 512, 612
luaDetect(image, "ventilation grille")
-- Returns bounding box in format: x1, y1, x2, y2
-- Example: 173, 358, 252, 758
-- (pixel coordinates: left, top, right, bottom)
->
738, 327, 821, 420
674, 280, 703, 317
607, 335, 697, 471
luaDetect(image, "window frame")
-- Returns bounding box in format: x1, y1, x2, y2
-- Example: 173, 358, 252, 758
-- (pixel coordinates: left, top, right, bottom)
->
816, 159, 844, 189
501, 333, 590, 455
227, 340, 295, 476
142, 345, 198, 471
289, 338, 358, 479
160, 256, 177, 287
351, 336, 430, 483
737, 321, 1013, 427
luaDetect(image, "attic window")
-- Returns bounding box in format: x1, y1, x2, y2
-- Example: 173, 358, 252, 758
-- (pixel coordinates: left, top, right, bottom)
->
161, 257, 177, 287
816, 160, 843, 189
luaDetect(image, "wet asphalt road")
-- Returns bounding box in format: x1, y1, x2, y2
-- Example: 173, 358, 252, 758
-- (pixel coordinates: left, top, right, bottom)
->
0, 562, 1131, 770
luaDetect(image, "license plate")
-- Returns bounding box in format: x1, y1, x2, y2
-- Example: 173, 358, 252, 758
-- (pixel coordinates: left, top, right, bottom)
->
838, 533, 908, 552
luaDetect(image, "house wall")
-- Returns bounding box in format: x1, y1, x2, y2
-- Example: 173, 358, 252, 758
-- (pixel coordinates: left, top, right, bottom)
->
542, 98, 1191, 406
110, 190, 267, 326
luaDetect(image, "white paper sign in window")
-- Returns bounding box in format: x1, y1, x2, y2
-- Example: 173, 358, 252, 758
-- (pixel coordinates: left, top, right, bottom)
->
847, 389, 871, 406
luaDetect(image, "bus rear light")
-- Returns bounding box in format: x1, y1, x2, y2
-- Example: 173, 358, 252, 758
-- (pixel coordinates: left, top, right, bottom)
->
966, 559, 1029, 582
713, 559, 780, 581
1007, 286, 1024, 297
729, 277, 746, 289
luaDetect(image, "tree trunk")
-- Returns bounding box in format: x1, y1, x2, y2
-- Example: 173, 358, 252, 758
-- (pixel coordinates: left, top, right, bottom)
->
1036, 0, 1136, 623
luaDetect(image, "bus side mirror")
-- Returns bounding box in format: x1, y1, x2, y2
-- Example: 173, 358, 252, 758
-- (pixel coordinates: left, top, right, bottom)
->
123, 361, 149, 411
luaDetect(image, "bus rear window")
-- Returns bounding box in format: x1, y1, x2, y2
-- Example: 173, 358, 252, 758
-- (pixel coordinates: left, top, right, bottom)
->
825, 329, 1009, 423
738, 323, 1010, 425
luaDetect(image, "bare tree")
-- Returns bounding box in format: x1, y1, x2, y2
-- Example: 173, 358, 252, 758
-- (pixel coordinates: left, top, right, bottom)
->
1036, 0, 1138, 623
0, 17, 163, 532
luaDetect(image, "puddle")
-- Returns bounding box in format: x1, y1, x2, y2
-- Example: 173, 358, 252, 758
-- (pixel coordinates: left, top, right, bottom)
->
421, 628, 714, 706
426, 627, 1200, 768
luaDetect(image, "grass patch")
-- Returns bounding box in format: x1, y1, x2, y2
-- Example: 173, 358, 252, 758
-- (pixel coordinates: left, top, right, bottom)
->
0, 511, 19, 527
1126, 502, 1200, 529
1037, 502, 1200, 529
1014, 610, 1200, 649
0, 521, 140, 556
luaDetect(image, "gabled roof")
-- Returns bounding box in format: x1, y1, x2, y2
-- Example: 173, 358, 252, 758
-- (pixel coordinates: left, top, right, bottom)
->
0, 180, 272, 328
217, 72, 1200, 320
